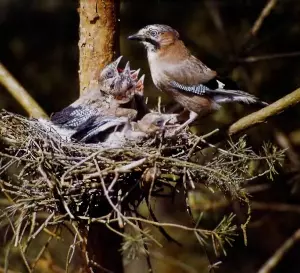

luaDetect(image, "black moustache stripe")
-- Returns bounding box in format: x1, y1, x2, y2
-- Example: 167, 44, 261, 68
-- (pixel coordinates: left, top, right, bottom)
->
144, 38, 160, 50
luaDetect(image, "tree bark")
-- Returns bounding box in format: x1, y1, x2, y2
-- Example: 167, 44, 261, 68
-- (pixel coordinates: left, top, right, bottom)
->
79, 0, 119, 94
78, 1, 122, 272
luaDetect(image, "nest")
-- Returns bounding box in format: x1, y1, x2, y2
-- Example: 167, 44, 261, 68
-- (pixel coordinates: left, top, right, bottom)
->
0, 109, 284, 262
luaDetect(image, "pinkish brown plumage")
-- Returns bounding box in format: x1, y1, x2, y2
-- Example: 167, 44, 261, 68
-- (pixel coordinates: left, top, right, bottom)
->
129, 24, 267, 132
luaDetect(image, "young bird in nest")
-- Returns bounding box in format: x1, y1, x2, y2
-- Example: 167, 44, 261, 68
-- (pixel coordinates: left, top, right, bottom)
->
39, 57, 147, 142
99, 56, 144, 103
102, 112, 179, 147
128, 24, 268, 132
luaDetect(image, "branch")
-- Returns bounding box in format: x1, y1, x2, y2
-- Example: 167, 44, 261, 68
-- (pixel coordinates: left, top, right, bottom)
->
0, 62, 47, 119
78, 1, 122, 272
250, 0, 278, 37
78, 0, 120, 94
228, 88, 300, 135
258, 229, 300, 273
238, 0, 278, 55
237, 51, 300, 63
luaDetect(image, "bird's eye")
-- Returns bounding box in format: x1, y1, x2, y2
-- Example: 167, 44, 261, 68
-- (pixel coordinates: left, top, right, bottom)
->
106, 70, 114, 78
149, 29, 158, 37
154, 119, 164, 127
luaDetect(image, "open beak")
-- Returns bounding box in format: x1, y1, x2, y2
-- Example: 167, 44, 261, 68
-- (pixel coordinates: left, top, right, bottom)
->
109, 55, 123, 73
130, 69, 140, 80
123, 61, 131, 76
128, 34, 145, 41
134, 74, 145, 96
113, 55, 123, 68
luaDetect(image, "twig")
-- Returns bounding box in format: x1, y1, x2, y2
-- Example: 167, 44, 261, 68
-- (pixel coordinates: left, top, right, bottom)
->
114, 158, 147, 173
0, 62, 47, 118
237, 51, 300, 63
237, 0, 278, 57
157, 96, 162, 113
258, 229, 300, 273
106, 216, 214, 236
19, 245, 32, 273
94, 160, 162, 248
187, 128, 219, 159
250, 0, 278, 37
60, 150, 102, 185
14, 210, 26, 247
251, 202, 300, 214
66, 232, 78, 273
29, 212, 55, 240
31, 226, 58, 270
273, 129, 300, 168
107, 172, 120, 192
228, 88, 300, 135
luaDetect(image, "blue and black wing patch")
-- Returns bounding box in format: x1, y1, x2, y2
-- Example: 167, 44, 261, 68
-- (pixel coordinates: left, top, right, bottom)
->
51, 105, 97, 129
170, 80, 268, 106
170, 81, 209, 95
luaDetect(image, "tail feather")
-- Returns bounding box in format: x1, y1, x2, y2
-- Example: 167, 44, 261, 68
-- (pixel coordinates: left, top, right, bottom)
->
212, 89, 268, 106
170, 80, 268, 106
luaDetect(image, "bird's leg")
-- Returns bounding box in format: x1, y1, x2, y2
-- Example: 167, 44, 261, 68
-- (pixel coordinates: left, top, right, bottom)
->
172, 111, 198, 133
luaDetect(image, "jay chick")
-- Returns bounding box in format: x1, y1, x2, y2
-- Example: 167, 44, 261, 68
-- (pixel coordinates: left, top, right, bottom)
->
102, 112, 178, 147
128, 24, 268, 132
99, 56, 144, 103
39, 57, 146, 142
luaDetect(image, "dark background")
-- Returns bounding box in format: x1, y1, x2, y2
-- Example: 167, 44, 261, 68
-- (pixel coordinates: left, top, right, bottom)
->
1, 1, 300, 272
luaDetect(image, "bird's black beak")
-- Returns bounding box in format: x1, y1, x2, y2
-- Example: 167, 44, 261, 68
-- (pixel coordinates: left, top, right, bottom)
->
128, 33, 160, 49
128, 34, 144, 41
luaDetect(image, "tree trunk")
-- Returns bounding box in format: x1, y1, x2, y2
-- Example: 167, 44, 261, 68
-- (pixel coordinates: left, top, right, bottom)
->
78, 1, 122, 272
79, 0, 120, 94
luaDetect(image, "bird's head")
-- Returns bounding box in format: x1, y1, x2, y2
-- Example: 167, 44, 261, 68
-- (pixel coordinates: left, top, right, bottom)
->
113, 61, 145, 103
99, 56, 123, 84
113, 61, 135, 95
98, 57, 145, 103
137, 112, 178, 135
128, 24, 179, 52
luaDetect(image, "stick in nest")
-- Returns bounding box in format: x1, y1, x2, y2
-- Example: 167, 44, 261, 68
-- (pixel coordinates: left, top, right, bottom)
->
0, 109, 284, 268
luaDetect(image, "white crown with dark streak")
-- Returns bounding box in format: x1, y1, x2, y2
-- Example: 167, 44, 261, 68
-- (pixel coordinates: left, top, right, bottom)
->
128, 24, 179, 53
142, 24, 179, 38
